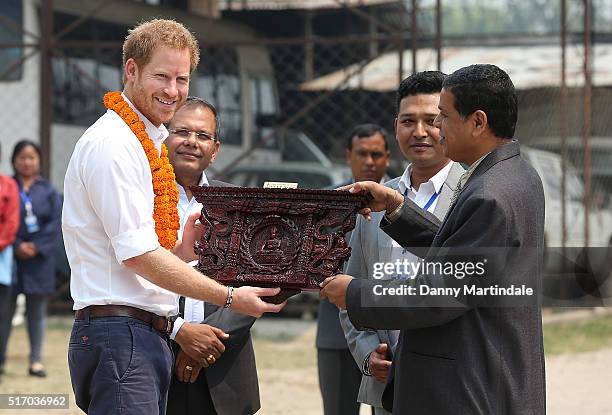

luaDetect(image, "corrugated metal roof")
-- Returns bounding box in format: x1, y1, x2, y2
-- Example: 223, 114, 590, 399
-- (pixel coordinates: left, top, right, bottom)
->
300, 44, 612, 91
219, 0, 397, 11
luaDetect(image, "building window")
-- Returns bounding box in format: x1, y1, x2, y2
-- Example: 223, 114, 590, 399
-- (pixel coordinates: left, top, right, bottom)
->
52, 12, 125, 125
192, 47, 242, 145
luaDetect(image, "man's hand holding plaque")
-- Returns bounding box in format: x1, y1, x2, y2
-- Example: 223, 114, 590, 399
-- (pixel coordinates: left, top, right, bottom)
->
232, 286, 287, 317
319, 274, 354, 310
338, 181, 404, 221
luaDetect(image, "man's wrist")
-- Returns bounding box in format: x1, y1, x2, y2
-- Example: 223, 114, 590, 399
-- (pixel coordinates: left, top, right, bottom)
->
170, 317, 186, 340
384, 198, 404, 223
224, 286, 235, 308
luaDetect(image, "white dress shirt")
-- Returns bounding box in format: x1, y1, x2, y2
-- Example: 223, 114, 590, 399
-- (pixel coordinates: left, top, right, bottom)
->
391, 161, 454, 272
169, 173, 210, 339
398, 160, 453, 214
386, 161, 454, 350
62, 93, 178, 316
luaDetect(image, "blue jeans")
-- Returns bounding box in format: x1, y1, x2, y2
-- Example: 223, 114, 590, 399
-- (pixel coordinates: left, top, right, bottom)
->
68, 313, 174, 415
0, 291, 48, 366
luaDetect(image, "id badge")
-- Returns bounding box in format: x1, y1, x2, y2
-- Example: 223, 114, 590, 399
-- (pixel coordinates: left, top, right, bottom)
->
25, 213, 40, 233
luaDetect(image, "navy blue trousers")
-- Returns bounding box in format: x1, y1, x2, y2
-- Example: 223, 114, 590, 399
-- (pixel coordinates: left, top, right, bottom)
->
68, 313, 174, 415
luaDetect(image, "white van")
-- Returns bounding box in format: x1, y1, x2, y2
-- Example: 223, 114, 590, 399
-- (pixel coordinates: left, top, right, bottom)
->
522, 146, 612, 248
523, 146, 612, 301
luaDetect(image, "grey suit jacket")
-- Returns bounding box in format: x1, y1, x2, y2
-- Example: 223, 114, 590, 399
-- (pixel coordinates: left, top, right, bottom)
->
174, 179, 260, 414
345, 142, 546, 414
316, 179, 355, 350
315, 176, 392, 350
339, 162, 464, 408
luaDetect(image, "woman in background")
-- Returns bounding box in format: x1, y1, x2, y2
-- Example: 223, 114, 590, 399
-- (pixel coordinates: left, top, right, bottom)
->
0, 140, 61, 378
0, 142, 20, 379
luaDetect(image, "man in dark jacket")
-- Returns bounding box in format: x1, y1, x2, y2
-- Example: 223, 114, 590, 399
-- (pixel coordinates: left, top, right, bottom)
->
321, 64, 546, 414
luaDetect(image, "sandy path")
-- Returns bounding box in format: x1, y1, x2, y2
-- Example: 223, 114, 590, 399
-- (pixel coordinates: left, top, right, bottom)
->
546, 348, 612, 415
2, 319, 612, 414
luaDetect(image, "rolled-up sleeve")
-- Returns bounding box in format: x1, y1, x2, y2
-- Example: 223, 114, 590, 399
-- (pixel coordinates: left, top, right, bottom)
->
82, 136, 160, 263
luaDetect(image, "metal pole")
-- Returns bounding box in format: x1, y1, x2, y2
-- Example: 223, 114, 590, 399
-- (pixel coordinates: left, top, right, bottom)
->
560, 0, 568, 251
40, 0, 53, 180
304, 10, 314, 81
436, 0, 442, 71
398, 1, 405, 82
330, 0, 395, 36
582, 0, 592, 247
368, 8, 378, 59
411, 0, 418, 74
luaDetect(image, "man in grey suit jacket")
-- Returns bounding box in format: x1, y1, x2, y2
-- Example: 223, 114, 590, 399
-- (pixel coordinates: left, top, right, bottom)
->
340, 71, 465, 414
165, 98, 260, 414
322, 65, 546, 414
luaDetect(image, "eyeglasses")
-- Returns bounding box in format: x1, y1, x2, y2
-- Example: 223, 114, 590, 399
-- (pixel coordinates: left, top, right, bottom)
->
168, 128, 217, 142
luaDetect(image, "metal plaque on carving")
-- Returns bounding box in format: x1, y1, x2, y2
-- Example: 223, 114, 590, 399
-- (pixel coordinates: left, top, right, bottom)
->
191, 186, 369, 303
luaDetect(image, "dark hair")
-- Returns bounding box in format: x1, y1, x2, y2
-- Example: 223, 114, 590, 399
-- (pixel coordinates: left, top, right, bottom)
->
11, 140, 42, 170
346, 123, 388, 151
396, 70, 446, 113
443, 64, 517, 139
172, 96, 221, 140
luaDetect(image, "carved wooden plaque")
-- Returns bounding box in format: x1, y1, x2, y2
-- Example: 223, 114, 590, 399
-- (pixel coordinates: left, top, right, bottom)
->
191, 186, 369, 303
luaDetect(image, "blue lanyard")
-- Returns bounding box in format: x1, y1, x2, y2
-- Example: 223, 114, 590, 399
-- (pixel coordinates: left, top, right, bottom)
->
404, 187, 441, 212
19, 189, 33, 206
399, 187, 440, 257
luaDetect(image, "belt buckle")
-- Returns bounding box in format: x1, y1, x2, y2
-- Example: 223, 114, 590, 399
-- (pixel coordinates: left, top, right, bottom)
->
165, 318, 172, 335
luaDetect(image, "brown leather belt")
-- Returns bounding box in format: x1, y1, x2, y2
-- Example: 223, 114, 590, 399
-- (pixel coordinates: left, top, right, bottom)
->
75, 305, 174, 335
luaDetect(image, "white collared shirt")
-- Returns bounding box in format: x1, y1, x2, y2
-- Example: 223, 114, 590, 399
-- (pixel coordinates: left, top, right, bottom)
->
385, 161, 454, 350
62, 93, 178, 316
398, 160, 453, 212
176, 173, 208, 328
169, 173, 212, 339
390, 161, 454, 280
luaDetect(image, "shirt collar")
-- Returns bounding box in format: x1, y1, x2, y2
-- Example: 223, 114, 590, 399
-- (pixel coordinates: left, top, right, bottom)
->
397, 166, 412, 195
468, 152, 489, 173
177, 172, 209, 201
199, 172, 209, 187
398, 160, 453, 195
459, 151, 491, 189
121, 92, 169, 146
14, 175, 43, 191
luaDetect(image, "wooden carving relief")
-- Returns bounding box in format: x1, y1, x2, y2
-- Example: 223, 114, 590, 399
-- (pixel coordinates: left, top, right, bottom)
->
191, 187, 369, 302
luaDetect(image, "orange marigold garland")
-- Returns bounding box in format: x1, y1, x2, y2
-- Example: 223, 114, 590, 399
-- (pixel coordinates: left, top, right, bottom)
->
104, 91, 179, 249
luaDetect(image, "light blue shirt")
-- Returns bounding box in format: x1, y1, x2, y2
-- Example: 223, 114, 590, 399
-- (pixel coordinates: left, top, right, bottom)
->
170, 172, 209, 339
0, 245, 13, 286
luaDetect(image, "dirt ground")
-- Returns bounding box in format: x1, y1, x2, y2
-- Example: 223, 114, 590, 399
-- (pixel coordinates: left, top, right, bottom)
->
0, 317, 611, 415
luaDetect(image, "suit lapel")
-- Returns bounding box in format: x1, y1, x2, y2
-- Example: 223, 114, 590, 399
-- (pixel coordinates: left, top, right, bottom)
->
433, 162, 464, 221
435, 142, 521, 240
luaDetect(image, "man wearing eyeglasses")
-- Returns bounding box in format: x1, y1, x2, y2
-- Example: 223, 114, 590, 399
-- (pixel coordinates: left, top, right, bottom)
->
165, 97, 260, 415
